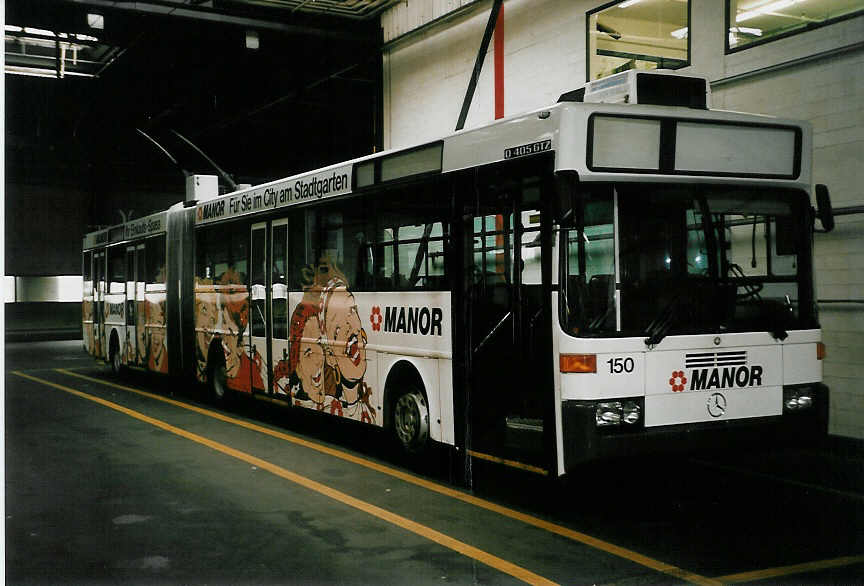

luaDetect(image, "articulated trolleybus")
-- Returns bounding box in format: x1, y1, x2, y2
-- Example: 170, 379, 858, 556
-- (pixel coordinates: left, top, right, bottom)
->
84, 70, 831, 477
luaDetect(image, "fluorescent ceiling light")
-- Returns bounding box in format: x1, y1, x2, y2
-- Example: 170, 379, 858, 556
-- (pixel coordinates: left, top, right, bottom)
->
618, 0, 642, 7
87, 13, 104, 30
5, 65, 96, 78
736, 0, 798, 22
670, 27, 688, 39
5, 66, 60, 78
23, 27, 55, 37
6, 25, 99, 43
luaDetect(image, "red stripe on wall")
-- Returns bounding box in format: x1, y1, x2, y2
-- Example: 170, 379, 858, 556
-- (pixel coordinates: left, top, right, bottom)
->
494, 4, 504, 120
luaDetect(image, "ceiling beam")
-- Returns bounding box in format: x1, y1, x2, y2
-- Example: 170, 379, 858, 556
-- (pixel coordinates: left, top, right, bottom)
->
56, 0, 371, 41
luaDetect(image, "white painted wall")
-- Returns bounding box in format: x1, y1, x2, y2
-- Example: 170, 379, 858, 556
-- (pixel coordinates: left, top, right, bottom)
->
383, 0, 586, 149
380, 0, 864, 439
705, 13, 864, 440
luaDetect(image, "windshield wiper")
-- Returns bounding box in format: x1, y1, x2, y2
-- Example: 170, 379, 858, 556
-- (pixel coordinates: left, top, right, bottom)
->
643, 293, 683, 348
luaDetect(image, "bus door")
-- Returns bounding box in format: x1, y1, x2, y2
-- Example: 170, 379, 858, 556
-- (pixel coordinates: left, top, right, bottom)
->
249, 222, 270, 393
462, 163, 553, 470
134, 244, 146, 366
125, 246, 136, 364
94, 250, 105, 358
83, 250, 94, 355
270, 219, 291, 400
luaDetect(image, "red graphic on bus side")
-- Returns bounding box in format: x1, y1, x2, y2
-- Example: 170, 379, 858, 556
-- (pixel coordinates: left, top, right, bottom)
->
669, 370, 687, 392
370, 306, 383, 331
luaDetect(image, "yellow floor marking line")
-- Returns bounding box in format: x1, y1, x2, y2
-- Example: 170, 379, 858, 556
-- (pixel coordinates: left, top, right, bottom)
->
689, 458, 864, 504
467, 449, 549, 476
14, 371, 555, 586
55, 368, 719, 586
715, 554, 864, 583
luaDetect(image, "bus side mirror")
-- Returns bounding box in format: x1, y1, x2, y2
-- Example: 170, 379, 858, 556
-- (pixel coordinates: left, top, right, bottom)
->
815, 184, 834, 232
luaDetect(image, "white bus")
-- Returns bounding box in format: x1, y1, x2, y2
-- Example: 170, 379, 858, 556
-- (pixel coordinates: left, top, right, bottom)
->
84, 70, 832, 476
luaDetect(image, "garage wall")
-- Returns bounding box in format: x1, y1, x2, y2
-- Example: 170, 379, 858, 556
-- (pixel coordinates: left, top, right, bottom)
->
380, 0, 864, 439
708, 16, 864, 441
382, 0, 585, 149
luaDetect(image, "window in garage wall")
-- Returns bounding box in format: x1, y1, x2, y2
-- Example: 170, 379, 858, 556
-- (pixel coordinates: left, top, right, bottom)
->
587, 0, 690, 81
727, 0, 864, 52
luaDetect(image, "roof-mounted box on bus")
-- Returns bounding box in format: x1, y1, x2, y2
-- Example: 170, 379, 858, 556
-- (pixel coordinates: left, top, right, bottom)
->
559, 70, 710, 110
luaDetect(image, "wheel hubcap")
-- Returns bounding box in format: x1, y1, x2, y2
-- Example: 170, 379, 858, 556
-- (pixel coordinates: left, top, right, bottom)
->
394, 392, 428, 449
212, 366, 227, 399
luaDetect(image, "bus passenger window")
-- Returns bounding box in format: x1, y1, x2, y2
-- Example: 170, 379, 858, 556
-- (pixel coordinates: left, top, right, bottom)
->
146, 235, 167, 290
374, 190, 448, 291
228, 225, 248, 282
287, 211, 312, 291
298, 201, 371, 292
198, 225, 246, 284
272, 224, 288, 340
107, 246, 126, 294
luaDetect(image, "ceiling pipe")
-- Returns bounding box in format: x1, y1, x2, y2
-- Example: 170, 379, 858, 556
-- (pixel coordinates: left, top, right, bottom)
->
57, 0, 368, 40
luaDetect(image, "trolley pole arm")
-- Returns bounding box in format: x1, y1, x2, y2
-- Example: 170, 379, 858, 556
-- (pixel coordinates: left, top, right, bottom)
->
170, 129, 238, 192
136, 128, 191, 178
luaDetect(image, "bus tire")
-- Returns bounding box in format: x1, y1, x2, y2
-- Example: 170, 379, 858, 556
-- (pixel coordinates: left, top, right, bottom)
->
109, 331, 123, 376
207, 342, 230, 404
392, 387, 429, 454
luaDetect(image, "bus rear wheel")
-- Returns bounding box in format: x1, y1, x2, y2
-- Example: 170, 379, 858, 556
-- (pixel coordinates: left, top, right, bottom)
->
206, 340, 231, 404
209, 362, 229, 403
393, 389, 429, 453
109, 334, 122, 376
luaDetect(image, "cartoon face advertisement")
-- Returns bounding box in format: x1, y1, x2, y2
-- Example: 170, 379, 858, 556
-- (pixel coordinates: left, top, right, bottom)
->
271, 257, 375, 424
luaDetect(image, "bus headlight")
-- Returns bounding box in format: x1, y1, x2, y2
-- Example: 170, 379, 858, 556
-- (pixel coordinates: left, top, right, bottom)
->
596, 400, 642, 427
783, 386, 814, 412
622, 401, 642, 425
596, 402, 622, 426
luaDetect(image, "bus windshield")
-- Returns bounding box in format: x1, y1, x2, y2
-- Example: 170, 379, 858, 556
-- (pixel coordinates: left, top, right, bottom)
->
562, 184, 816, 339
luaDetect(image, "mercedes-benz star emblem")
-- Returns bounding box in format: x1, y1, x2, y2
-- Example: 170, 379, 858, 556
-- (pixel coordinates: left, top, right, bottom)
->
707, 392, 727, 418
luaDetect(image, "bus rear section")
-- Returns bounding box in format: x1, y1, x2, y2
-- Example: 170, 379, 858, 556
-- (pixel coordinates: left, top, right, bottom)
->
82, 212, 171, 375
556, 181, 828, 468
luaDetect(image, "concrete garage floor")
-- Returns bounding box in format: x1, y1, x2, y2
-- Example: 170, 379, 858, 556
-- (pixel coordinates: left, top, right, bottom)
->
6, 340, 864, 585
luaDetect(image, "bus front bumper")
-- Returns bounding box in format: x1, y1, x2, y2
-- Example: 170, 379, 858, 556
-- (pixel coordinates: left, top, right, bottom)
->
561, 383, 829, 469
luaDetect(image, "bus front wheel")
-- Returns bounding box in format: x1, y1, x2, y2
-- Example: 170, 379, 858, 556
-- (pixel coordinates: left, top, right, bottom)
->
393, 389, 429, 453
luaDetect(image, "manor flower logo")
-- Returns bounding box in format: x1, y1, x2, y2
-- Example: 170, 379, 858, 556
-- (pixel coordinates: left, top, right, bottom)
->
370, 306, 383, 331
669, 370, 687, 392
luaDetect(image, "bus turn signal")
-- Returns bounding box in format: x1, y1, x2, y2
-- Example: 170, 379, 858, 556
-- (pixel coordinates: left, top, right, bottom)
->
560, 354, 597, 373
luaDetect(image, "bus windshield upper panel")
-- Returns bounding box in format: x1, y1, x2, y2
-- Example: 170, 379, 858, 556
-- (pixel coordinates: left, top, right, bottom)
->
561, 184, 815, 338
